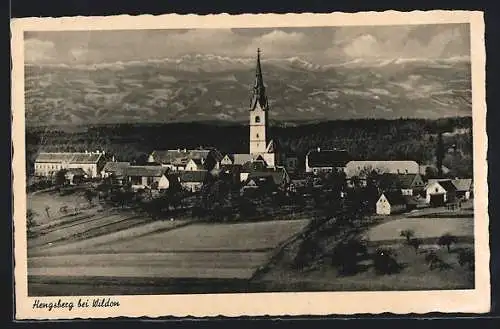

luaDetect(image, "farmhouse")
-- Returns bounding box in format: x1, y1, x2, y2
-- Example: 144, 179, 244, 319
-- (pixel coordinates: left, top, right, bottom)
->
425, 179, 457, 206
379, 173, 425, 196
376, 191, 407, 215
101, 161, 130, 178
179, 170, 208, 192
123, 166, 171, 190
452, 178, 473, 200
34, 151, 106, 178
305, 148, 351, 174
247, 166, 291, 191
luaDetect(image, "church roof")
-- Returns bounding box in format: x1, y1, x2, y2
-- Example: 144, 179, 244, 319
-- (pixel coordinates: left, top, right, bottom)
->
249, 48, 269, 112
307, 149, 351, 168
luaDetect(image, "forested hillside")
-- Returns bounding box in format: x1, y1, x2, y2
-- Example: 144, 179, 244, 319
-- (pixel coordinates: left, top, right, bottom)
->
26, 116, 473, 177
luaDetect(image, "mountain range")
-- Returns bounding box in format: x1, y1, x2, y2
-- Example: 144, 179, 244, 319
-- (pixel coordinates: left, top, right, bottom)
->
24, 54, 472, 126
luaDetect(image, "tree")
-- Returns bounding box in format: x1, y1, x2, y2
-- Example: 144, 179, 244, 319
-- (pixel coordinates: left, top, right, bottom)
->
437, 233, 458, 252
84, 189, 96, 207
457, 248, 474, 271
407, 238, 423, 253
400, 229, 415, 243
44, 206, 51, 219
425, 251, 441, 270
372, 248, 401, 275
436, 132, 445, 177
54, 169, 68, 187
27, 209, 37, 236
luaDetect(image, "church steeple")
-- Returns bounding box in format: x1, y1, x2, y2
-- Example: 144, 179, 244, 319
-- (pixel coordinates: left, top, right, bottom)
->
250, 48, 269, 111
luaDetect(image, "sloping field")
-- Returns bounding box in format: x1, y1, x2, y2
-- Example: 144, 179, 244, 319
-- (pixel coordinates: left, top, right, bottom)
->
364, 217, 474, 243
89, 219, 310, 253
28, 213, 148, 249
31, 219, 192, 257
28, 252, 269, 280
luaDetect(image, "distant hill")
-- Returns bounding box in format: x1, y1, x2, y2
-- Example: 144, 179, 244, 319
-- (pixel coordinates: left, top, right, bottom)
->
25, 55, 472, 126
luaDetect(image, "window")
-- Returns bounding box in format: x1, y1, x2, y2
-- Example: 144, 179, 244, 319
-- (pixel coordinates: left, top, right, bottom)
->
255, 116, 260, 123
435, 188, 439, 193
256, 133, 259, 139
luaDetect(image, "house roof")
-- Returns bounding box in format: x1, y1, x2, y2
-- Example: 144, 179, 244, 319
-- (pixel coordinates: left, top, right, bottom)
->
35, 152, 103, 164
380, 191, 406, 206
233, 154, 254, 166
307, 149, 351, 168
102, 162, 130, 174
124, 166, 168, 177
381, 173, 420, 189
248, 170, 288, 186
150, 148, 222, 165
452, 178, 472, 192
179, 170, 208, 183
242, 160, 268, 172
246, 176, 275, 188
428, 179, 457, 192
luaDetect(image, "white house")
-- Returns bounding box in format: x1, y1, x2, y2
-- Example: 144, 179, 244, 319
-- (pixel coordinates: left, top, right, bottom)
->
185, 158, 204, 171
452, 178, 473, 200
34, 151, 106, 178
376, 192, 407, 215
425, 180, 457, 206
123, 166, 171, 190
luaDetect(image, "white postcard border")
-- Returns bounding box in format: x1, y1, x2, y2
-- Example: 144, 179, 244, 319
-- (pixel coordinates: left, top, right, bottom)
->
11, 11, 489, 319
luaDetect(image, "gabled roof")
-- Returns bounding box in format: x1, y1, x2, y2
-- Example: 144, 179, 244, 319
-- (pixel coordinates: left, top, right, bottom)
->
380, 191, 406, 206
35, 152, 103, 164
231, 154, 254, 166
428, 179, 457, 192
179, 170, 208, 183
124, 166, 168, 177
307, 149, 351, 168
248, 170, 287, 186
381, 173, 421, 189
246, 176, 275, 188
149, 148, 220, 164
452, 178, 472, 192
102, 162, 130, 174
242, 160, 268, 172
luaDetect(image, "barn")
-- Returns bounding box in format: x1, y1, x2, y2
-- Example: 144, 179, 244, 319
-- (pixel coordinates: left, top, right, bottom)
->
425, 180, 457, 206
376, 192, 407, 215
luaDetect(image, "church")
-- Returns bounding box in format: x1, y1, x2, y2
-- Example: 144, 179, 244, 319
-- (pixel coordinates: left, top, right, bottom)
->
223, 49, 279, 169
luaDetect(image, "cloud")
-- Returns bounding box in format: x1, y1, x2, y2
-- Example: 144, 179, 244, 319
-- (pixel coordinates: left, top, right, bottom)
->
24, 38, 56, 63
24, 24, 470, 65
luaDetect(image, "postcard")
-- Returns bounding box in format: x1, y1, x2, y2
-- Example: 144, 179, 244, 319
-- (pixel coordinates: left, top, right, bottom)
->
11, 11, 489, 319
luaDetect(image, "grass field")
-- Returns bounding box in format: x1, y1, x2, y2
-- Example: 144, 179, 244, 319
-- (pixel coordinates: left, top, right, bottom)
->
28, 191, 92, 225
88, 219, 310, 254
363, 217, 474, 243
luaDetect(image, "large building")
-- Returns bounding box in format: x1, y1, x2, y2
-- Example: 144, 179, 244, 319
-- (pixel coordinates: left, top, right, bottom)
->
34, 151, 106, 178
305, 148, 351, 174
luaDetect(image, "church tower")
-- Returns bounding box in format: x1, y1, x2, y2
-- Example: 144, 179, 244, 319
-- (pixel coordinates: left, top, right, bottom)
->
249, 48, 269, 155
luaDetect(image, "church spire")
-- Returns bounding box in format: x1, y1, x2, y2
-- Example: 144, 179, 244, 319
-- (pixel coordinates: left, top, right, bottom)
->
250, 48, 269, 111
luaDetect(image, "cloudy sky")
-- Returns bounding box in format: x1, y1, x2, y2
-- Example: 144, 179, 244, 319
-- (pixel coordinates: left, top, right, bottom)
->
25, 23, 470, 65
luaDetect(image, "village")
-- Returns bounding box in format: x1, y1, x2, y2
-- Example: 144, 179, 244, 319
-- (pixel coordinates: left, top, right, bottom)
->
26, 49, 475, 295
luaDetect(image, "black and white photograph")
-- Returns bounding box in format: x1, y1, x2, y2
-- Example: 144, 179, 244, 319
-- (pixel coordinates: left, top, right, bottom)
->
11, 11, 489, 318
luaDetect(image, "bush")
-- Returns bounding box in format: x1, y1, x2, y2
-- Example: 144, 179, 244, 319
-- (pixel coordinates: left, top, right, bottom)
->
457, 248, 474, 271
437, 233, 458, 252
372, 247, 402, 275
331, 237, 368, 276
